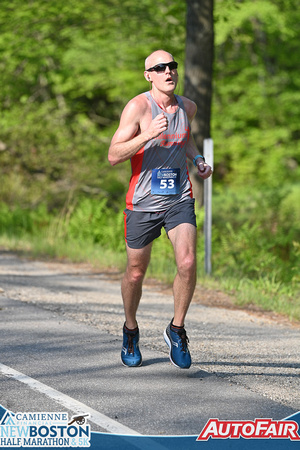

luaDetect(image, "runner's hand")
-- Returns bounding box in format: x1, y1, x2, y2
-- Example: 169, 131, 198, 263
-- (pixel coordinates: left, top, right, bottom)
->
197, 161, 213, 179
147, 113, 168, 140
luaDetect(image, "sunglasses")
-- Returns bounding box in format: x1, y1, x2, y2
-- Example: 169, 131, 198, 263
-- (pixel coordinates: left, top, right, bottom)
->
146, 61, 178, 73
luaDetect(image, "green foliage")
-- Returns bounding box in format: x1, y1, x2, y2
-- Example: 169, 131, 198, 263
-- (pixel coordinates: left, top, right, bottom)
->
0, 0, 186, 207
1, 0, 299, 199
212, 186, 300, 282
0, 203, 51, 236
66, 198, 125, 251
213, 0, 300, 189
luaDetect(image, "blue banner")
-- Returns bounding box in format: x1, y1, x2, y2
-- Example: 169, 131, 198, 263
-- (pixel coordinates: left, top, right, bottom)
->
1, 405, 299, 450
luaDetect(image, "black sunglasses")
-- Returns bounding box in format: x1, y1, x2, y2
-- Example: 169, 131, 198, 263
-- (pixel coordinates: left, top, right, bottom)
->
146, 61, 178, 73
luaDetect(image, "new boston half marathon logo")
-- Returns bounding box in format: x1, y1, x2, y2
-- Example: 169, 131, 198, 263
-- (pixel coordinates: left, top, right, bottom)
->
0, 408, 91, 447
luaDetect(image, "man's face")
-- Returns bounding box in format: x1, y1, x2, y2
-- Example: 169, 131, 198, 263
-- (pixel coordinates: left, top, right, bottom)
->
145, 52, 178, 93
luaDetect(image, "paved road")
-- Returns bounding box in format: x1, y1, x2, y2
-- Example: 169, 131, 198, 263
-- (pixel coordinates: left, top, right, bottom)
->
0, 252, 299, 436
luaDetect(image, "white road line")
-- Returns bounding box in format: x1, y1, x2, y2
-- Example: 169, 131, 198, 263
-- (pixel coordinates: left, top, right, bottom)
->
0, 363, 141, 436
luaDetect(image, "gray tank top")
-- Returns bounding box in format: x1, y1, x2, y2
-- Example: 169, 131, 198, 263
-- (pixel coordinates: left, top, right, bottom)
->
126, 91, 193, 212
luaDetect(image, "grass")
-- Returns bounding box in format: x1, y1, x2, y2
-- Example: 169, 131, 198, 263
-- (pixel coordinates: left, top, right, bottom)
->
0, 234, 127, 272
215, 276, 300, 323
0, 232, 299, 324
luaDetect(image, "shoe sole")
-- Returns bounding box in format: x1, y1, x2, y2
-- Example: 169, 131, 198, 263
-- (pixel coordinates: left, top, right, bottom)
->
164, 329, 191, 369
163, 329, 181, 369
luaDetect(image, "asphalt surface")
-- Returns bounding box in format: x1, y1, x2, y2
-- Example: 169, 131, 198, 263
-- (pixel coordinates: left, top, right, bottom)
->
0, 252, 299, 436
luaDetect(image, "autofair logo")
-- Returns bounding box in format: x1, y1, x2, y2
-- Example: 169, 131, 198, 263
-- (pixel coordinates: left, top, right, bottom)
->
197, 418, 300, 441
0, 411, 91, 447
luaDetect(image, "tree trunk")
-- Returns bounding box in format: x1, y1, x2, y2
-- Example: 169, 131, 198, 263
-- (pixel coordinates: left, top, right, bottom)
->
184, 0, 214, 205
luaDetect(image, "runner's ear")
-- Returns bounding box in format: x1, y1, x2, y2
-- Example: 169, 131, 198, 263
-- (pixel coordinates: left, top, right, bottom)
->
144, 71, 151, 82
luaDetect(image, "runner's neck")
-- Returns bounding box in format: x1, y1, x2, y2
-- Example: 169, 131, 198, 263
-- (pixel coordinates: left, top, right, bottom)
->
150, 91, 178, 113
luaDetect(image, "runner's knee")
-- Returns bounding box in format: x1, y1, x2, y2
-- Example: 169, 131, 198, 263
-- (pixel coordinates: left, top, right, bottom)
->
177, 253, 196, 277
126, 266, 147, 284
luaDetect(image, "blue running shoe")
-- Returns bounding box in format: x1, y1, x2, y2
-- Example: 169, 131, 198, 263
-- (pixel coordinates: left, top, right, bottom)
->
164, 321, 191, 369
121, 324, 142, 367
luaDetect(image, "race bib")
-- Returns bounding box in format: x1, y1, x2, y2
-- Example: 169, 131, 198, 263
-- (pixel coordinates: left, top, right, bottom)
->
151, 168, 180, 195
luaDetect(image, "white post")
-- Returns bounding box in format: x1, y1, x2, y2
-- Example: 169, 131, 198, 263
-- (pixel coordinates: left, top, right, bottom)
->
203, 139, 214, 275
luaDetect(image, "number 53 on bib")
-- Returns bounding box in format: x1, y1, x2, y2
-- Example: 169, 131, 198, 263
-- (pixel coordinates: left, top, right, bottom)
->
151, 168, 180, 195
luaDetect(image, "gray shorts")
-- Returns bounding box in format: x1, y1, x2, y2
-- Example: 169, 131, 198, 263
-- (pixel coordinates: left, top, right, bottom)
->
123, 198, 197, 249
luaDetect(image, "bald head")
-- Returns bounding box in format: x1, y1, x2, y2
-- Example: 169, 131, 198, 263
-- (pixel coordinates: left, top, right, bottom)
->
145, 50, 174, 70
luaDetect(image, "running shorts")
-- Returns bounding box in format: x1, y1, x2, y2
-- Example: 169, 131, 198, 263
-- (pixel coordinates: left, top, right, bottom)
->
123, 197, 197, 249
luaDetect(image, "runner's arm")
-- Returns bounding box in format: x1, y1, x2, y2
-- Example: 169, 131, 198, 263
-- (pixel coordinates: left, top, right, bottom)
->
108, 98, 168, 166
182, 97, 212, 179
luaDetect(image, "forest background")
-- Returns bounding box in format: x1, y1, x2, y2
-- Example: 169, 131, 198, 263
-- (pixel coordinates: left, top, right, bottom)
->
0, 0, 299, 321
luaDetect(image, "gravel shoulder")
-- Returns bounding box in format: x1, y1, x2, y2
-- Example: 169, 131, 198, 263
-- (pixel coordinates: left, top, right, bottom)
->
0, 251, 299, 413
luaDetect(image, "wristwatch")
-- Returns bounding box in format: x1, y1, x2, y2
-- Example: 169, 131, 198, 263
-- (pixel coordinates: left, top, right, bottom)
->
192, 155, 205, 167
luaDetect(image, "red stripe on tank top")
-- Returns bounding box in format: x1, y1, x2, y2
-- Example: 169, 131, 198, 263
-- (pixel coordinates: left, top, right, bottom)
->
126, 146, 145, 210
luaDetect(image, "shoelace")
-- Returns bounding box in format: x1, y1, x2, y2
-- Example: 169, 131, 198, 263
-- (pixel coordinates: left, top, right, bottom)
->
177, 330, 189, 352
127, 334, 135, 354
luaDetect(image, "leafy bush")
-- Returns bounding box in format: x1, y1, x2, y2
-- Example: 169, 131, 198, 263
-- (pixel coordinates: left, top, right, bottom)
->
0, 203, 50, 236
211, 186, 300, 284
67, 198, 125, 251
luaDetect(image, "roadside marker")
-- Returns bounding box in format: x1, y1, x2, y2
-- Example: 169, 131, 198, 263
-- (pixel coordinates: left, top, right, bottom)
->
204, 138, 214, 275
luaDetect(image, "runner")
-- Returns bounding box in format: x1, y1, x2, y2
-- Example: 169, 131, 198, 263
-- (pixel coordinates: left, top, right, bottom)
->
108, 49, 212, 369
